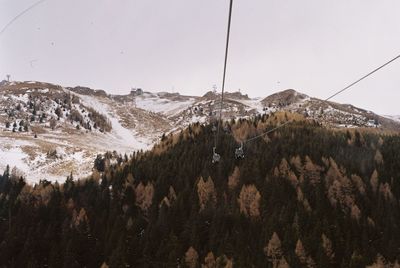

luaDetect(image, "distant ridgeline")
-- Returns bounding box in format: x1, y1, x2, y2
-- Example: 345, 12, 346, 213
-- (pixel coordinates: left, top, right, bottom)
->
1, 113, 400, 267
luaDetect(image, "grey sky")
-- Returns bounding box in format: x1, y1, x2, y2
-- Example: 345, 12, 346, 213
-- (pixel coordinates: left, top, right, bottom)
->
1, 0, 399, 114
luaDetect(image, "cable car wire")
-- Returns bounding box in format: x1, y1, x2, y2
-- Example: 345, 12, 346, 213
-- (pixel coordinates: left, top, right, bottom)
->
0, 0, 47, 37
214, 0, 234, 150
239, 53, 400, 145
324, 54, 400, 102
212, 0, 234, 163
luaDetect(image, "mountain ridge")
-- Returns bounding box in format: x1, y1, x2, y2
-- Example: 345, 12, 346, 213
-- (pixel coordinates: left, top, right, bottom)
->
1, 80, 399, 183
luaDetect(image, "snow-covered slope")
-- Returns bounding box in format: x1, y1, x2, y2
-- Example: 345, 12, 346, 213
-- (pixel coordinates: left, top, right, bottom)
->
135, 92, 196, 116
73, 92, 150, 150
0, 82, 155, 183
384, 115, 400, 123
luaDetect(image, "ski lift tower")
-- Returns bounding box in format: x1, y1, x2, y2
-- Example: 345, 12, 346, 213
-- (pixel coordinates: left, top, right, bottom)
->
212, 84, 217, 94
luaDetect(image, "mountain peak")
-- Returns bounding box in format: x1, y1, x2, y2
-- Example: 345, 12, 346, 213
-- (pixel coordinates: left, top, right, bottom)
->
201, 90, 250, 100
67, 86, 108, 97
261, 89, 308, 106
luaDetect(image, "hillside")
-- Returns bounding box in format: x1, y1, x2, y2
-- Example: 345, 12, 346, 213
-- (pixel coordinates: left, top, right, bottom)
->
1, 81, 399, 183
261, 89, 400, 131
1, 116, 400, 267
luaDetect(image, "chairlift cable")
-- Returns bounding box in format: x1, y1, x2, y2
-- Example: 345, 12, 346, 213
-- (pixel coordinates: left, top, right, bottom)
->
324, 54, 400, 102
0, 0, 47, 36
244, 120, 292, 143
240, 53, 400, 144
212, 0, 234, 163
214, 0, 234, 150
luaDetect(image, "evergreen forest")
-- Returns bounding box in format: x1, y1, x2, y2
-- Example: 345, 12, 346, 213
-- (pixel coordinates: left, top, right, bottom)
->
1, 113, 400, 267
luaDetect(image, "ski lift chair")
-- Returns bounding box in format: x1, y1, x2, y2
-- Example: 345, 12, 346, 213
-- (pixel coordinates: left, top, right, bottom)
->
212, 147, 221, 163
235, 142, 244, 159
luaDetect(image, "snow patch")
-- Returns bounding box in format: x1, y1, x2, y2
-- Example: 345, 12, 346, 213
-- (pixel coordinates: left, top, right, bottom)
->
71, 92, 151, 152
135, 95, 195, 116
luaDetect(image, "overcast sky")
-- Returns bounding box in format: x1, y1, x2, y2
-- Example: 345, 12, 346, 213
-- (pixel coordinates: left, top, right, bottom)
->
1, 0, 399, 114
